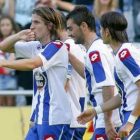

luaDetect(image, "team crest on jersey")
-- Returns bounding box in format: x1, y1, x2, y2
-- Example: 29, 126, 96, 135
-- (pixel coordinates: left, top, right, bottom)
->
35, 71, 46, 91
44, 135, 55, 140
95, 135, 106, 140
89, 51, 101, 63
51, 41, 63, 48
119, 49, 131, 61
37, 44, 42, 50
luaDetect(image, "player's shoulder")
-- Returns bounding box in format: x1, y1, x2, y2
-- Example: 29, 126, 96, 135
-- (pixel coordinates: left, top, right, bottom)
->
64, 38, 81, 53
89, 38, 110, 54
49, 40, 64, 48
117, 43, 137, 61
64, 38, 74, 44
26, 40, 41, 46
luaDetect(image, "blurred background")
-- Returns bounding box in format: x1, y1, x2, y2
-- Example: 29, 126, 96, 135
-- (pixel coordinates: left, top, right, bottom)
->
0, 0, 140, 139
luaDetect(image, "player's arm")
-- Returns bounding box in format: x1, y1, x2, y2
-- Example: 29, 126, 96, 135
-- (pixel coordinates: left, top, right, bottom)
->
0, 55, 42, 70
55, 0, 75, 12
29, 121, 35, 128
69, 52, 85, 78
77, 94, 121, 124
65, 64, 72, 92
102, 86, 118, 139
102, 86, 114, 123
0, 29, 35, 53
119, 80, 140, 138
118, 48, 140, 138
65, 79, 70, 92
131, 80, 140, 120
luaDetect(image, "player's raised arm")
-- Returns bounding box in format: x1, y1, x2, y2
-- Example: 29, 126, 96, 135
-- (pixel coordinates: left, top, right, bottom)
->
0, 29, 35, 53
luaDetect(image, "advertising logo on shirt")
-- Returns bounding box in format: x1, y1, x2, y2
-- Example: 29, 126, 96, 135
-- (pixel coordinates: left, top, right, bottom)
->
89, 51, 101, 63
95, 135, 106, 140
35, 71, 46, 91
44, 135, 55, 140
119, 49, 130, 61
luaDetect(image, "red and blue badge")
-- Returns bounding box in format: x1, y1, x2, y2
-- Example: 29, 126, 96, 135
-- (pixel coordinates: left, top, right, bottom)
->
89, 51, 106, 83
119, 49, 140, 77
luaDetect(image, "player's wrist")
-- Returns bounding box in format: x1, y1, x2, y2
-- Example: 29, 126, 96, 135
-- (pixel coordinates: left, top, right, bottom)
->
128, 115, 138, 124
94, 106, 103, 114
15, 33, 22, 41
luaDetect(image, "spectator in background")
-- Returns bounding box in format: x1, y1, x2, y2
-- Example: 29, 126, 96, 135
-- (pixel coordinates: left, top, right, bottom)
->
123, 0, 135, 42
93, 0, 121, 37
2, 0, 14, 17
10, 0, 38, 29
0, 0, 5, 17
54, 0, 94, 13
133, 0, 140, 42
0, 15, 19, 106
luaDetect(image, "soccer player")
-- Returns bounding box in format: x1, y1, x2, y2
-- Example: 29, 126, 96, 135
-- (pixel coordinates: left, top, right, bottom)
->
66, 6, 122, 140
0, 6, 71, 140
77, 11, 140, 139
58, 12, 87, 140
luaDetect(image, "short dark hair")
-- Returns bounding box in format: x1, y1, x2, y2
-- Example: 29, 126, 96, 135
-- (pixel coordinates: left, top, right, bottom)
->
100, 11, 128, 42
66, 5, 96, 32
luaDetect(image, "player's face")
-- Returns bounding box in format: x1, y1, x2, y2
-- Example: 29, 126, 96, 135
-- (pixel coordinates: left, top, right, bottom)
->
67, 19, 85, 44
0, 18, 13, 37
100, 26, 110, 44
30, 14, 49, 41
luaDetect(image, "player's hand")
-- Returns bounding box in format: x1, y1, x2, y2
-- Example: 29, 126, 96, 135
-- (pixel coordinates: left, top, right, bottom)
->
29, 121, 35, 128
77, 108, 96, 125
18, 29, 36, 41
105, 121, 117, 140
118, 122, 134, 138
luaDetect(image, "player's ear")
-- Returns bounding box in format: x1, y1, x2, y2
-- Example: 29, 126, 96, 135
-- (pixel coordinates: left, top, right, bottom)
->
105, 28, 110, 37
80, 22, 88, 31
47, 22, 54, 31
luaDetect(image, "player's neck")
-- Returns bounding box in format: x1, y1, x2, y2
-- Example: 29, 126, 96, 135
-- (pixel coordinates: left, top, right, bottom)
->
110, 41, 122, 53
84, 32, 98, 50
40, 36, 51, 46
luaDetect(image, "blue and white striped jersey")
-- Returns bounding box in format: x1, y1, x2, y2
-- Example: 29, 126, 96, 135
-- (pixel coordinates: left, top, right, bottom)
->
85, 38, 122, 128
14, 40, 72, 125
115, 43, 140, 112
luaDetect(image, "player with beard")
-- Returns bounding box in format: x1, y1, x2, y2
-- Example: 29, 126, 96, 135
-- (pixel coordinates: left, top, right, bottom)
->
66, 6, 122, 140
